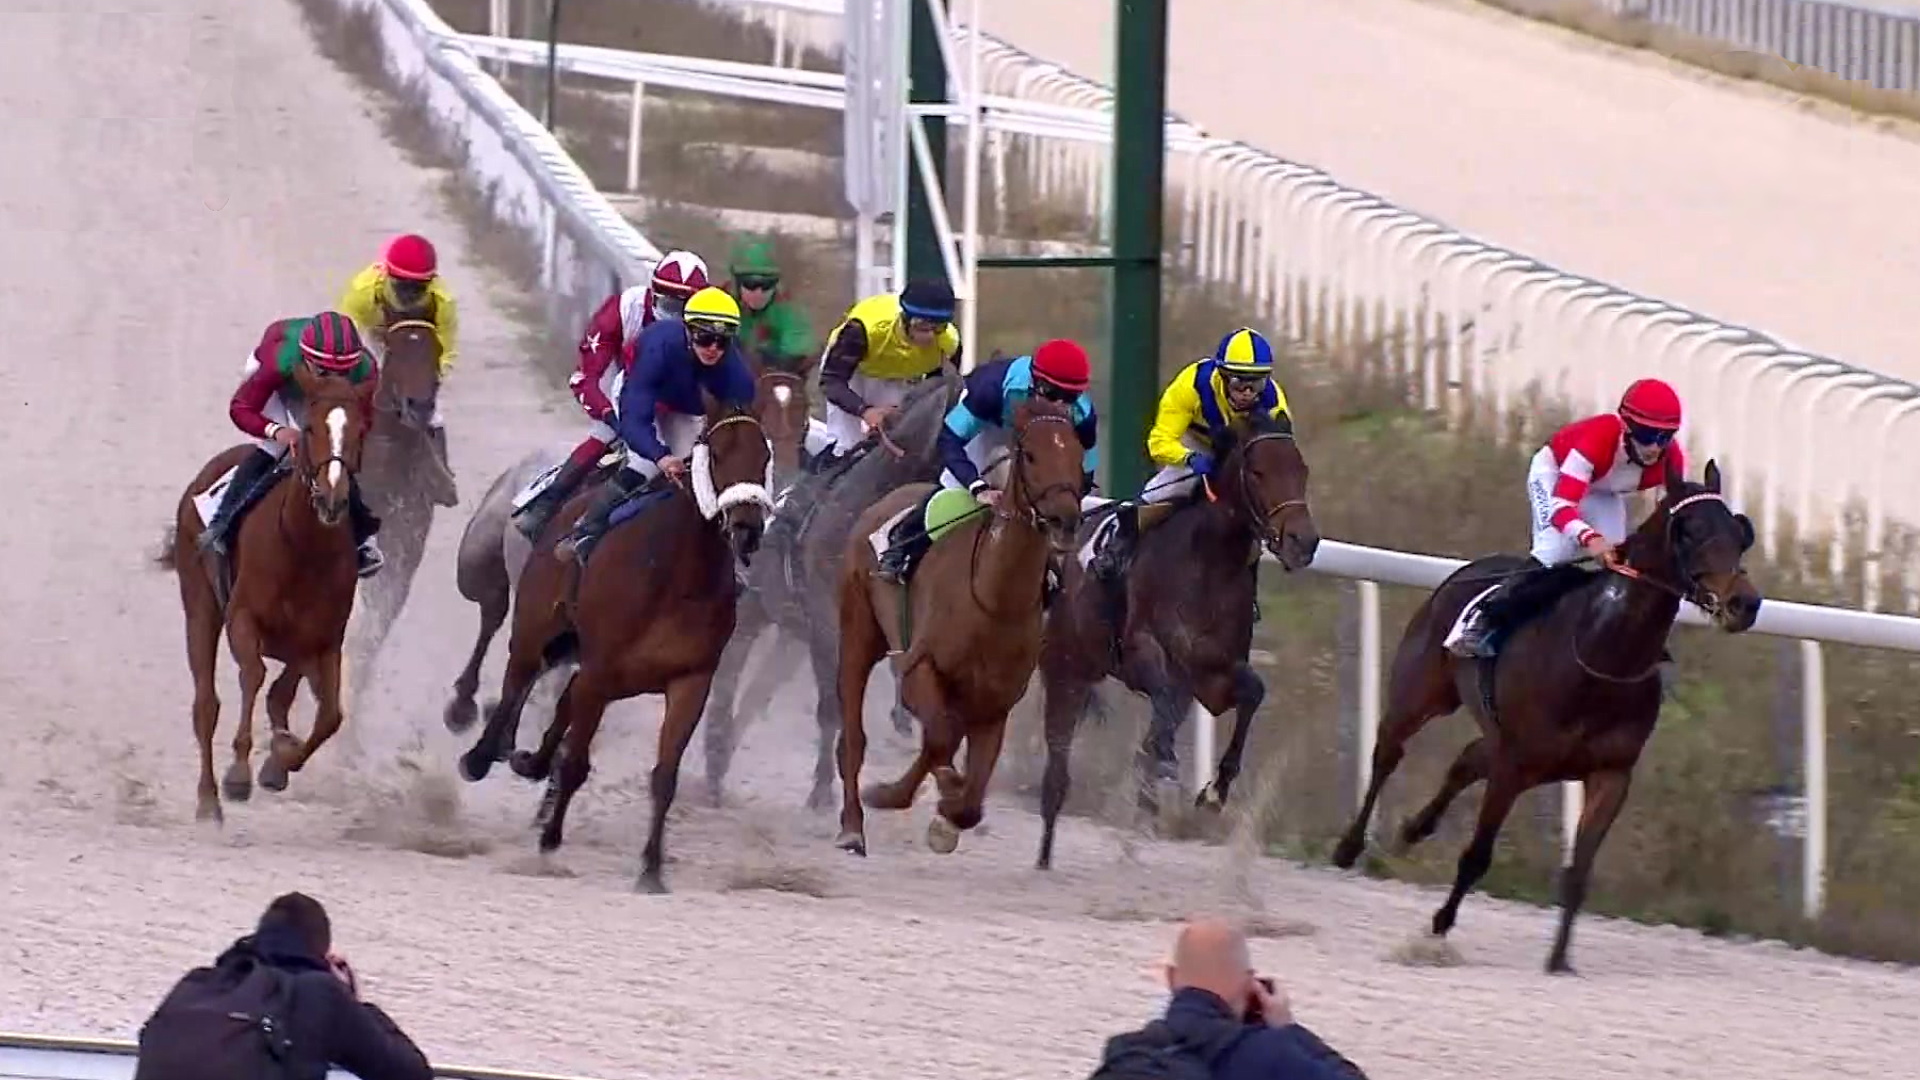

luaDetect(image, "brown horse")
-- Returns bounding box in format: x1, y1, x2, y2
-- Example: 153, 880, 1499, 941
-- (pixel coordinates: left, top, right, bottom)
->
833, 396, 1086, 857
1330, 460, 1762, 973
747, 357, 810, 484
155, 367, 378, 823
457, 395, 774, 892
1034, 409, 1320, 868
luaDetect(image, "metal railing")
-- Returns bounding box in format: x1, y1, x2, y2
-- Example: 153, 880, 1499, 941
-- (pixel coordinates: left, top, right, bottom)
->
1600, 0, 1920, 92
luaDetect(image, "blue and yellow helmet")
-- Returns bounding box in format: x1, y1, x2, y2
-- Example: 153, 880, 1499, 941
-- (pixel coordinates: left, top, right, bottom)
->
1212, 327, 1274, 377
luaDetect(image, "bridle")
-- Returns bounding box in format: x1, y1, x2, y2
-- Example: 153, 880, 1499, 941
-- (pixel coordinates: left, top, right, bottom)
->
688, 413, 776, 523
1208, 430, 1310, 552
965, 411, 1082, 614
1570, 489, 1742, 683
370, 317, 441, 422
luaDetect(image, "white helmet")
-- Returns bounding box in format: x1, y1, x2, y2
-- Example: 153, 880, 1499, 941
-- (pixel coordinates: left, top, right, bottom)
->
618, 284, 652, 344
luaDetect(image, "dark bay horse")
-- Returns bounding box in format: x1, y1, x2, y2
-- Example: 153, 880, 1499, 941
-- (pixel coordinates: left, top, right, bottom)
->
355, 318, 456, 672
834, 396, 1087, 856
155, 368, 378, 822
699, 368, 964, 809
457, 397, 774, 892
1330, 460, 1762, 973
1035, 409, 1321, 869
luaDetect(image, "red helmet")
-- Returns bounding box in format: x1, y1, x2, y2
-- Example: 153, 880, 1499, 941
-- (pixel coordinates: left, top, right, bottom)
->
299, 311, 367, 372
649, 250, 711, 299
382, 234, 438, 281
1619, 378, 1682, 431
1032, 338, 1092, 393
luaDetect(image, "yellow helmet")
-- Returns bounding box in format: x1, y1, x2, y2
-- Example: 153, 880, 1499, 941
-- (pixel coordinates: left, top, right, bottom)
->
683, 286, 742, 331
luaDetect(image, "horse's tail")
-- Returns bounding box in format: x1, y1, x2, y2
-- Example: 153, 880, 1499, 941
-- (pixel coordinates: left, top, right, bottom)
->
153, 526, 179, 572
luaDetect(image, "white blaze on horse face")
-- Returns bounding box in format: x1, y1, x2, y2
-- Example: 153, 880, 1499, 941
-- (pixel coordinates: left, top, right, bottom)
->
772, 384, 792, 407
325, 407, 347, 489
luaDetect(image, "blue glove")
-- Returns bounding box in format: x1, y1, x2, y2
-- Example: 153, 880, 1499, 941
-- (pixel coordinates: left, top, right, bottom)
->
1186, 452, 1216, 477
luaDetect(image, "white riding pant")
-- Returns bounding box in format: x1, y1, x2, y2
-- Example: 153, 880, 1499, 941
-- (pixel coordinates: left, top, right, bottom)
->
823, 373, 915, 453
623, 412, 703, 482
938, 426, 1013, 491
1141, 431, 1210, 504
1526, 445, 1628, 566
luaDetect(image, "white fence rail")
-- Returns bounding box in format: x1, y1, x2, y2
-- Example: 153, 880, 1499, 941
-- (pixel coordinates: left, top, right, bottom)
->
1604, 0, 1920, 92
677, 0, 1920, 614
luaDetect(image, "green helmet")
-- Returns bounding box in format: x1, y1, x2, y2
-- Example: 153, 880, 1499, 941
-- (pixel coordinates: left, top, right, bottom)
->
728, 237, 780, 278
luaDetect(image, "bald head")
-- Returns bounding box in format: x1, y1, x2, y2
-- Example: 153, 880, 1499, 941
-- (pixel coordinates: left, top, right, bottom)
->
1165, 916, 1255, 1011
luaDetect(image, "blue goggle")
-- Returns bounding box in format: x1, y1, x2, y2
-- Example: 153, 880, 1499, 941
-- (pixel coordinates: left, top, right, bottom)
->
1626, 423, 1675, 446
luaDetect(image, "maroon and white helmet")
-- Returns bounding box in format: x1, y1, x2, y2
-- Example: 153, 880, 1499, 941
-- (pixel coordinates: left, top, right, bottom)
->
649, 250, 710, 322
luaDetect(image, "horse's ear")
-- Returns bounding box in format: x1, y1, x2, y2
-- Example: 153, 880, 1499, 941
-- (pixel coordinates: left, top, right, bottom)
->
1703, 458, 1722, 493
1734, 513, 1756, 552
1269, 410, 1295, 436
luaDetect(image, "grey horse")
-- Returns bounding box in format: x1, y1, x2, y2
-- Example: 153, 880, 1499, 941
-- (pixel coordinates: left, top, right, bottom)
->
702, 368, 965, 810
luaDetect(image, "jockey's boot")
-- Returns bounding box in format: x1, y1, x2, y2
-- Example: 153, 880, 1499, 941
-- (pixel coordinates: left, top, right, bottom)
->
1447, 558, 1543, 659
198, 449, 278, 558
348, 477, 386, 579
514, 456, 593, 542
1089, 502, 1140, 583
874, 502, 932, 585
557, 466, 645, 565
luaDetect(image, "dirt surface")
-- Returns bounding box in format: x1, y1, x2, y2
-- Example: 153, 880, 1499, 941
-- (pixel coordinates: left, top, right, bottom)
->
4, 2, 1920, 1079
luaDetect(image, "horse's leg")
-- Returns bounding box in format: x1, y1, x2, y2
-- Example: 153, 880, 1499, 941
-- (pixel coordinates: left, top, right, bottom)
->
930, 712, 1008, 854
512, 670, 577, 782
255, 665, 305, 793
273, 649, 345, 776
834, 583, 888, 855
862, 662, 948, 812
1331, 634, 1462, 869
461, 645, 543, 782
183, 589, 224, 823
1395, 737, 1489, 853
445, 581, 507, 735
536, 670, 605, 857
1196, 660, 1265, 810
1546, 767, 1632, 975
222, 616, 269, 805
638, 669, 716, 894
1431, 761, 1527, 939
807, 623, 846, 813
1036, 669, 1093, 870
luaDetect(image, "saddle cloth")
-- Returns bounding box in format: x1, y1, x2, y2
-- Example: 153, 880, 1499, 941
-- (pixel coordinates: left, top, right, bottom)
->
1439, 582, 1504, 651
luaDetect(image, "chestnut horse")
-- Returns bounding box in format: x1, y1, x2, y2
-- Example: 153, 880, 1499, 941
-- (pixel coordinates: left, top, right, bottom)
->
1330, 461, 1762, 972
834, 396, 1086, 857
155, 367, 377, 822
457, 396, 774, 892
748, 358, 810, 485
1035, 409, 1320, 868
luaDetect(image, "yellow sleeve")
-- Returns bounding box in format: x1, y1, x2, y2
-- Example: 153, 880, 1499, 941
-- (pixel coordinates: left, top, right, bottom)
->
1147, 367, 1202, 467
938, 322, 960, 361
431, 280, 458, 374
337, 266, 382, 336
1268, 379, 1291, 421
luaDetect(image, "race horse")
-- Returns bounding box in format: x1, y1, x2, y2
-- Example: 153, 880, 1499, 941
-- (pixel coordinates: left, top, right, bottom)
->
1329, 460, 1762, 973
698, 368, 965, 810
746, 353, 812, 485
353, 318, 458, 672
1034, 408, 1321, 869
833, 395, 1087, 856
155, 366, 378, 823
456, 395, 775, 892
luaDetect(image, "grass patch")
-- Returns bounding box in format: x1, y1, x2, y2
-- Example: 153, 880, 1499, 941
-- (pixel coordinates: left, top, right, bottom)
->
409, 0, 1920, 964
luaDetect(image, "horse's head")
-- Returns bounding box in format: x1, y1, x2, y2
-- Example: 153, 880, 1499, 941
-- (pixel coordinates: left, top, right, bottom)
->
695, 392, 776, 567
1637, 459, 1762, 632
1216, 410, 1320, 570
750, 361, 809, 481
1003, 395, 1085, 558
372, 319, 443, 432
289, 363, 376, 529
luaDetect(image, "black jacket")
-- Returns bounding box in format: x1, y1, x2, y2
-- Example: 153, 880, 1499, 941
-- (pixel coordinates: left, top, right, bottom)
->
1162, 987, 1367, 1080
135, 926, 434, 1080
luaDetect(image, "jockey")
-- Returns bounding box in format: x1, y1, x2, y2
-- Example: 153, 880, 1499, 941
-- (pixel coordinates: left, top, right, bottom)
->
1447, 377, 1688, 659
337, 233, 457, 462
875, 338, 1099, 583
198, 311, 385, 578
512, 282, 653, 540
725, 237, 815, 373
812, 277, 963, 473
642, 249, 713, 325
557, 287, 758, 563
1089, 327, 1291, 582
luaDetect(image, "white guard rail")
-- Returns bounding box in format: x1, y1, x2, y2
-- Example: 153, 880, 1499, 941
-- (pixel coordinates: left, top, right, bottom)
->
0, 1032, 605, 1080
664, 0, 1920, 615
1600, 0, 1920, 92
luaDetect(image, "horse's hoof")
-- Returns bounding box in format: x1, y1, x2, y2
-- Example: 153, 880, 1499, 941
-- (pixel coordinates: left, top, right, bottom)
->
926, 816, 961, 854
835, 830, 867, 857
221, 769, 252, 804
196, 799, 223, 825
1193, 781, 1225, 811
507, 749, 544, 780
257, 756, 290, 793
1546, 955, 1578, 976
443, 695, 478, 733
458, 748, 493, 783
635, 872, 668, 895
1330, 837, 1363, 870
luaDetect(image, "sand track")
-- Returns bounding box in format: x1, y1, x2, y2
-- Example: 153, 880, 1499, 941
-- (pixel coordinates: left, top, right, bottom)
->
2, 1, 1917, 1078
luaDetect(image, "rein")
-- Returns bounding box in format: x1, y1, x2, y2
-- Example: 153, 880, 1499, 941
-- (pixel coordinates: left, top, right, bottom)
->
371, 318, 439, 421
1568, 490, 1731, 683
966, 412, 1080, 617
1200, 429, 1309, 551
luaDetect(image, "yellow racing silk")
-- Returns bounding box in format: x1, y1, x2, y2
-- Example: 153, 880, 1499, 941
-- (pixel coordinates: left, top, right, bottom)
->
830, 292, 959, 381
1146, 358, 1292, 467
338, 262, 460, 375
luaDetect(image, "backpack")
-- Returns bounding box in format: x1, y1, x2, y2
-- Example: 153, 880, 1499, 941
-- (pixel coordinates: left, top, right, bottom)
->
1088, 1018, 1246, 1080
135, 961, 299, 1080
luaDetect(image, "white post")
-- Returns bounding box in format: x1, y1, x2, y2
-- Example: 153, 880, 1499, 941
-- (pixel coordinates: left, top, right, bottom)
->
488, 0, 511, 78
957, 0, 983, 372
889, 0, 912, 295
774, 10, 789, 67
1191, 702, 1214, 795
1561, 781, 1583, 868
1801, 638, 1827, 920
625, 81, 645, 193
1357, 580, 1381, 832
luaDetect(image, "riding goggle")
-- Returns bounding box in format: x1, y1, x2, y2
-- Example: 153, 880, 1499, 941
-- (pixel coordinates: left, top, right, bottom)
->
904, 316, 950, 334
736, 275, 779, 291
1625, 422, 1675, 447
1224, 373, 1265, 394
387, 278, 430, 306
1033, 380, 1078, 403
689, 326, 735, 348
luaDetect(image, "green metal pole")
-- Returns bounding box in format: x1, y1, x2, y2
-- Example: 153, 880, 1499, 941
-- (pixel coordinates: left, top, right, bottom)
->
1105, 0, 1167, 497
904, 0, 950, 289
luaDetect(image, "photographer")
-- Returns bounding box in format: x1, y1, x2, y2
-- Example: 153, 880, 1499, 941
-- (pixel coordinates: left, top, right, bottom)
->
1090, 916, 1367, 1080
